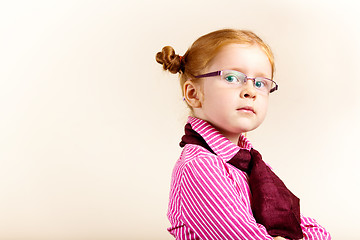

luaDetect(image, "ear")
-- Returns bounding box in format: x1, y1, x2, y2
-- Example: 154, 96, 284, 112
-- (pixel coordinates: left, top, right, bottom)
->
183, 80, 203, 108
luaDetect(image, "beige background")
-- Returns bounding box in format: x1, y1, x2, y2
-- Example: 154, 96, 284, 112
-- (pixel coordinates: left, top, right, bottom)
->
1, 0, 359, 239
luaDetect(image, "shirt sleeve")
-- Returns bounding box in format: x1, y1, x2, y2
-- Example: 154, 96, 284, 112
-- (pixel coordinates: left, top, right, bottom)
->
300, 214, 331, 239
179, 155, 274, 240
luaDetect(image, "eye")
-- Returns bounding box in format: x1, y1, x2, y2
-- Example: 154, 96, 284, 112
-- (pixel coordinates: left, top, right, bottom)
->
224, 74, 239, 83
222, 70, 247, 84
254, 78, 267, 89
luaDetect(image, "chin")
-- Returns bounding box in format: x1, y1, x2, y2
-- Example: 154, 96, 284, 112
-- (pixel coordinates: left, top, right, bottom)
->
234, 121, 260, 133
239, 128, 256, 134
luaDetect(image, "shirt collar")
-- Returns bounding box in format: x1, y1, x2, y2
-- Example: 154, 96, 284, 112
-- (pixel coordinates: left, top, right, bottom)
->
187, 116, 253, 162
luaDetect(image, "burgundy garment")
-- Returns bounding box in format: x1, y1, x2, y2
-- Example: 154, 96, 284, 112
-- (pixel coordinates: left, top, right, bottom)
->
180, 123, 303, 239
180, 123, 215, 155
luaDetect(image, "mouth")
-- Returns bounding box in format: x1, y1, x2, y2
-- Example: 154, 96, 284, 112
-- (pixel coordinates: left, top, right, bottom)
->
237, 106, 255, 114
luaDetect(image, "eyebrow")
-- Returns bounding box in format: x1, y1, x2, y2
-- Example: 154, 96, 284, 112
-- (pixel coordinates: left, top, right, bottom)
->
228, 68, 270, 78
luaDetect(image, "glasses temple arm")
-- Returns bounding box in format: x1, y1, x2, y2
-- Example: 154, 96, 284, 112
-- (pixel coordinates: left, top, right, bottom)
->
194, 71, 222, 78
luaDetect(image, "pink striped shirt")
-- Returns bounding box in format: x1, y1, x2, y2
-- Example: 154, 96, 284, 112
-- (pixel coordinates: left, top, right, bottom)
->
167, 116, 331, 240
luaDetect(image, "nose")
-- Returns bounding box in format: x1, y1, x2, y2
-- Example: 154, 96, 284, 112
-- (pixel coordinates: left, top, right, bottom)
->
240, 80, 256, 99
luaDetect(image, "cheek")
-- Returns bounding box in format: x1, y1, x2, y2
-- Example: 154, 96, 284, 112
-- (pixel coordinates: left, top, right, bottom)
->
257, 97, 269, 118
203, 88, 234, 109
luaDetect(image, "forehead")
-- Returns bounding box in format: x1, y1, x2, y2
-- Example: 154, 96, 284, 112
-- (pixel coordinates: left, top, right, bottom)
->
206, 43, 272, 77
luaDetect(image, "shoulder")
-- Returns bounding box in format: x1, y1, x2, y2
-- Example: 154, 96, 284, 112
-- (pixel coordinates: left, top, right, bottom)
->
180, 144, 220, 165
174, 144, 228, 178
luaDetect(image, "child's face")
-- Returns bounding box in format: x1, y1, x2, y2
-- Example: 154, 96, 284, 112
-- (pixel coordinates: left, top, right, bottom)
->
194, 43, 272, 143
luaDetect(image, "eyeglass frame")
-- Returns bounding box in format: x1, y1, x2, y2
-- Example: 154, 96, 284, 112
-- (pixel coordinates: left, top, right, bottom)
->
194, 70, 279, 93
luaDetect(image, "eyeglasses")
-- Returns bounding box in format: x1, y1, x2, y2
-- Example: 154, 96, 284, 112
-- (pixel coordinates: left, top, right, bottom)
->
194, 70, 278, 93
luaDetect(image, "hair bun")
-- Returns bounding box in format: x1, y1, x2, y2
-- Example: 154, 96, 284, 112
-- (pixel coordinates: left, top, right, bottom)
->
156, 46, 183, 74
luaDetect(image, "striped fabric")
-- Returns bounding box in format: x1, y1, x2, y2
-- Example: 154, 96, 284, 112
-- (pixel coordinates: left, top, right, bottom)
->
167, 116, 331, 240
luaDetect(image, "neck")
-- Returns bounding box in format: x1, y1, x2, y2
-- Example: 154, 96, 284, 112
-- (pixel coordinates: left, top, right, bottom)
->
191, 113, 242, 145
220, 131, 242, 145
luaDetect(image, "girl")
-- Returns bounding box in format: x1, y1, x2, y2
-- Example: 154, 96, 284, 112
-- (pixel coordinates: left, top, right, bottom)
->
156, 29, 330, 240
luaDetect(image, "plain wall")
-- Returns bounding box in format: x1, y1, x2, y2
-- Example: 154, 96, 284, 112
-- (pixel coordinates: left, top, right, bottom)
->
1, 0, 359, 239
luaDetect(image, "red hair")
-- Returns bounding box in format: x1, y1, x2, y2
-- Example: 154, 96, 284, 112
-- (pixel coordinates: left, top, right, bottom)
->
156, 28, 275, 106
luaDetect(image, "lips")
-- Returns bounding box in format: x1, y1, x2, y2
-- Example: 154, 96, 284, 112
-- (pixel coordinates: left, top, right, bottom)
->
237, 106, 255, 113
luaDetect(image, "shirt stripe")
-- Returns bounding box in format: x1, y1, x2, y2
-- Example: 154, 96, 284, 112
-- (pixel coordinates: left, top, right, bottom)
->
167, 116, 331, 239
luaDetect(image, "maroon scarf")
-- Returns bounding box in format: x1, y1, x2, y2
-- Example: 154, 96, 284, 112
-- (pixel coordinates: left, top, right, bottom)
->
180, 123, 303, 239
